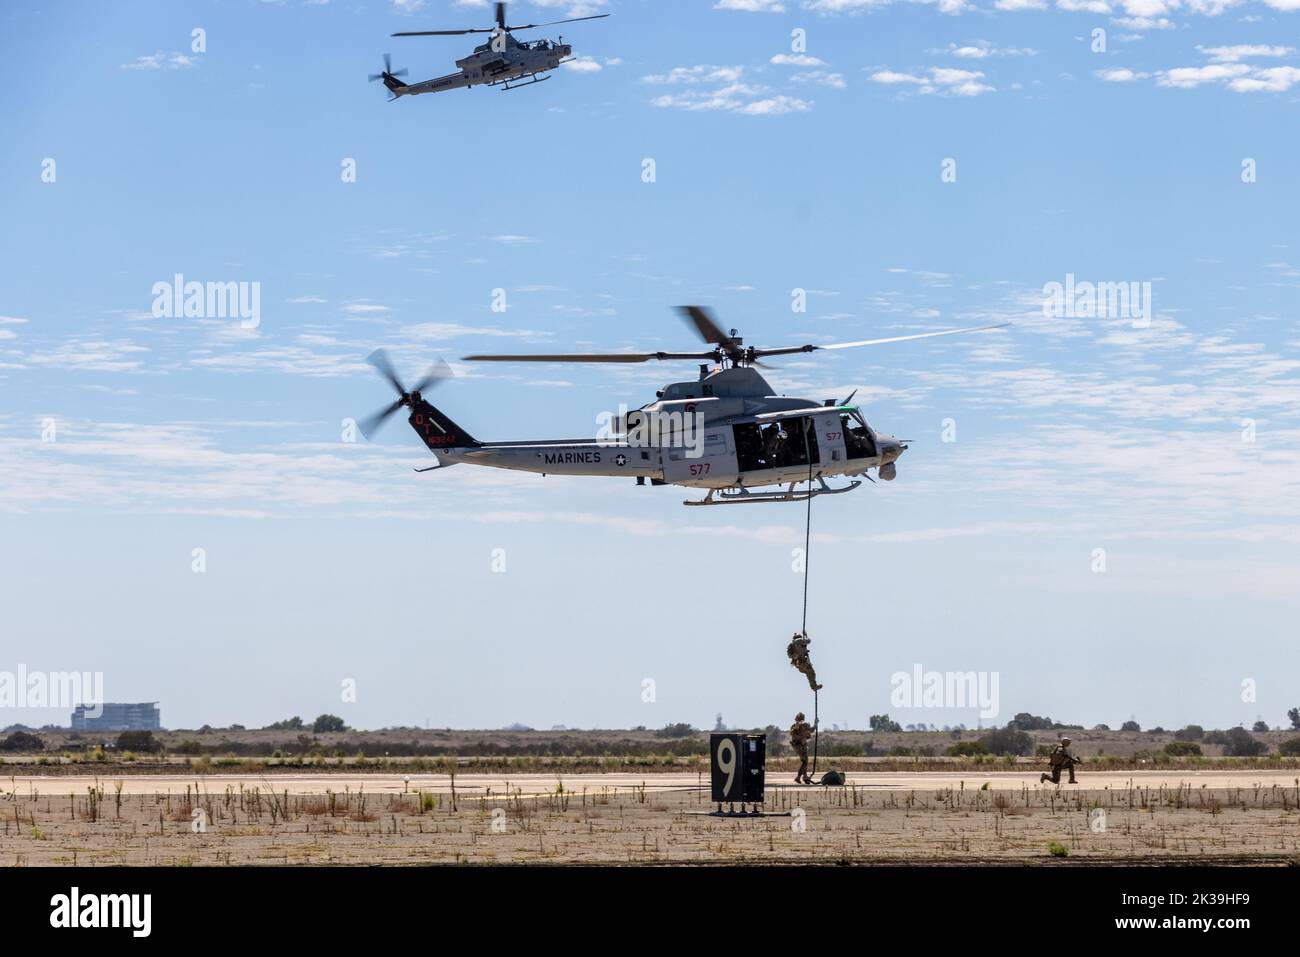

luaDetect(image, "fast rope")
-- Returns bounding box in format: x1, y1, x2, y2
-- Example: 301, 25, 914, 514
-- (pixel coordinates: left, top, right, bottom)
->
800, 421, 818, 778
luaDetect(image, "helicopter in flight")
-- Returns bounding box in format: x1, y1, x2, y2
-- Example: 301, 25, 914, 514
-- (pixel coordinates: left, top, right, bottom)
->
359, 307, 1007, 506
369, 1, 609, 98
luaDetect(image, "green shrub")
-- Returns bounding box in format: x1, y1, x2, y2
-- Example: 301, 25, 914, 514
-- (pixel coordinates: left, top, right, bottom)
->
656, 723, 695, 739
114, 730, 159, 753
978, 727, 1034, 756
1223, 727, 1268, 757
311, 714, 347, 733
0, 731, 45, 752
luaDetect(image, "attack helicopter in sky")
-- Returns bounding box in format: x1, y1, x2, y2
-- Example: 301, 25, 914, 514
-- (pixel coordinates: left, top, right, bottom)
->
369, 1, 609, 98
359, 307, 1007, 506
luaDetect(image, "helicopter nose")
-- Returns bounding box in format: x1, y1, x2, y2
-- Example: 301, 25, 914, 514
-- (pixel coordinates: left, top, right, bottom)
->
881, 438, 906, 462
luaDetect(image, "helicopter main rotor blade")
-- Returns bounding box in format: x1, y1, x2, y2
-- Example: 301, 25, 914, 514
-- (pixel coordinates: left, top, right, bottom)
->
506, 13, 611, 31
496, 2, 507, 30
676, 305, 745, 363
752, 322, 1010, 358
392, 27, 497, 36
463, 351, 720, 364
676, 305, 729, 347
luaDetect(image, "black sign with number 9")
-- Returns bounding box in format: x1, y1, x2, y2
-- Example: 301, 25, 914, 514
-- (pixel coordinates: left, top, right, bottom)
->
710, 733, 765, 803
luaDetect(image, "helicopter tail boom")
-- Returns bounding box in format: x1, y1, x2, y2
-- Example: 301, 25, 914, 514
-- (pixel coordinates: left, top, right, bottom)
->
407, 396, 481, 453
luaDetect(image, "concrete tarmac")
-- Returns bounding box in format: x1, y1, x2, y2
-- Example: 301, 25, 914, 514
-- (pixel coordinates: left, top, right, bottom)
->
6, 768, 1295, 796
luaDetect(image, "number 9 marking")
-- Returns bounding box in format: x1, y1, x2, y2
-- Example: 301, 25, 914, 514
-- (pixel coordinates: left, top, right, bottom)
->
717, 738, 736, 797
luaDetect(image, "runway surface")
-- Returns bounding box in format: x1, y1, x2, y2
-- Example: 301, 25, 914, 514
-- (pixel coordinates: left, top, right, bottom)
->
6, 769, 1296, 796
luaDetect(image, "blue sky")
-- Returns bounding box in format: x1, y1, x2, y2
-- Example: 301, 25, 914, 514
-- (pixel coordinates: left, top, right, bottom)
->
1, 0, 1298, 733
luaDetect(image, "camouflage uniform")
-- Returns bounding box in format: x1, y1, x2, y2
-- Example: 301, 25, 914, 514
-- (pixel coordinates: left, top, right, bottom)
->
787, 633, 823, 691
1040, 738, 1079, 785
789, 712, 814, 785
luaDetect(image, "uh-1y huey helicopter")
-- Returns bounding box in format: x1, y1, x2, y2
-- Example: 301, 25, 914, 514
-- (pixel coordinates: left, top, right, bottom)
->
369, 2, 609, 98
359, 307, 1007, 506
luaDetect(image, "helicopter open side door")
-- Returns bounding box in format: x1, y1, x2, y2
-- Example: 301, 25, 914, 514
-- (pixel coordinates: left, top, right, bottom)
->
813, 409, 849, 467
662, 427, 738, 488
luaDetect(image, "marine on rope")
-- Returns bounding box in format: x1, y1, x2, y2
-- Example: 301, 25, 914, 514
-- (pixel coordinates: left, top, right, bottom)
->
786, 632, 822, 691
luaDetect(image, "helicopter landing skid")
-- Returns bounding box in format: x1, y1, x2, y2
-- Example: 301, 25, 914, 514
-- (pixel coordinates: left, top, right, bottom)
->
683, 476, 862, 507
493, 73, 550, 91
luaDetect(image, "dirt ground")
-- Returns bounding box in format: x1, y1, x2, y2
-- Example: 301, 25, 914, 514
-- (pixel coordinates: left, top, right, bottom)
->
3, 770, 1297, 865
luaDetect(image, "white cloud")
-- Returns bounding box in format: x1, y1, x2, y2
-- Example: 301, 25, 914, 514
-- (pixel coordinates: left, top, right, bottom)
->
24, 339, 150, 372
771, 54, 826, 66
736, 94, 814, 114
490, 235, 540, 245
1228, 65, 1300, 91
791, 70, 847, 88
642, 65, 745, 85
871, 70, 929, 85
1119, 0, 1173, 15
1111, 14, 1175, 28
402, 323, 551, 340
1198, 44, 1293, 62
938, 42, 1036, 58
1096, 38, 1300, 93
342, 302, 391, 315
873, 66, 994, 96
1095, 67, 1147, 81
799, 0, 1284, 16
120, 52, 198, 71
1156, 63, 1251, 87
1182, 0, 1245, 11
650, 86, 809, 113
930, 67, 986, 85
561, 56, 603, 73
647, 65, 815, 114
801, 0, 893, 10
716, 0, 786, 10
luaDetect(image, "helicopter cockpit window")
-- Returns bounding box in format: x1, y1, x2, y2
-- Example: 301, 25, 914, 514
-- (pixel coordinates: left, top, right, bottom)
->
840, 410, 878, 459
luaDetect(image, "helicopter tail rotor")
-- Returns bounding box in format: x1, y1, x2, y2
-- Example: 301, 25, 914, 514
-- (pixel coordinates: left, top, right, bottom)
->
359, 350, 480, 450
368, 54, 410, 98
